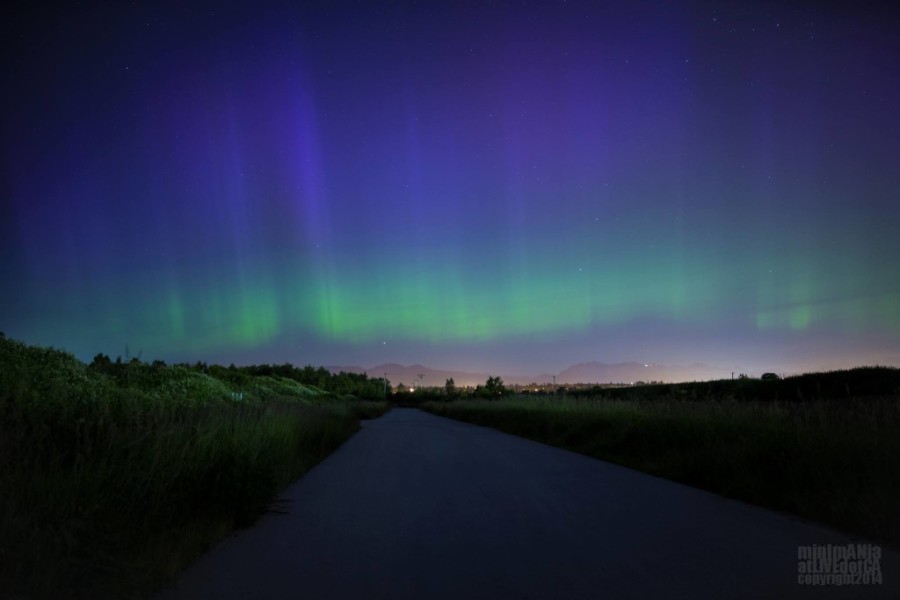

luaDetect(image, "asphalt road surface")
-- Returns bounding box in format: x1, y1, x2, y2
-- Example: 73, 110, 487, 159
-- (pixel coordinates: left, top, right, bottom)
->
157, 408, 899, 599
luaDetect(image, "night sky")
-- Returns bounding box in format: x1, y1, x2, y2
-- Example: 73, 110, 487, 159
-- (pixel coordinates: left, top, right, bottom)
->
3, 1, 899, 378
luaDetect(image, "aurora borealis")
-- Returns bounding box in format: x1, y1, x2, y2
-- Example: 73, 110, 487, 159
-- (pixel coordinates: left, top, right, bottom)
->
3, 2, 899, 378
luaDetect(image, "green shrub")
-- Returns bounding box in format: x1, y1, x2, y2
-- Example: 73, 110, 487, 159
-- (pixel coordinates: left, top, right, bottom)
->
0, 336, 391, 599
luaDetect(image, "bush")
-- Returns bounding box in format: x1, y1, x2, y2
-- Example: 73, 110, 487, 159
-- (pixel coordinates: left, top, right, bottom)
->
0, 336, 391, 599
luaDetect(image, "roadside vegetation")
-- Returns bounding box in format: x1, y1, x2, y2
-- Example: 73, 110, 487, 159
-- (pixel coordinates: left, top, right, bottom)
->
0, 334, 389, 599
423, 367, 900, 546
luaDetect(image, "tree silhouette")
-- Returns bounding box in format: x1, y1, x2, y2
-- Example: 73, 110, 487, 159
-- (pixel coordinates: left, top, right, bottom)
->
445, 377, 457, 399
485, 376, 506, 397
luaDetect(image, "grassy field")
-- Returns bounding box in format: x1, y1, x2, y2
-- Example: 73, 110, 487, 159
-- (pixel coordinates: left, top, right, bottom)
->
423, 380, 900, 546
0, 335, 389, 599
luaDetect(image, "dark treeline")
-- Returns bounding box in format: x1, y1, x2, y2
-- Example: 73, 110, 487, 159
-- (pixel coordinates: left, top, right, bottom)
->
392, 375, 509, 405
87, 353, 390, 400
236, 363, 388, 399
563, 366, 900, 402
396, 368, 900, 405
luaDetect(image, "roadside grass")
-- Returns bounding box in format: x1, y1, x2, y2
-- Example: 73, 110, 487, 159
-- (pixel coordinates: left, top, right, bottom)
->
422, 395, 900, 546
0, 336, 389, 599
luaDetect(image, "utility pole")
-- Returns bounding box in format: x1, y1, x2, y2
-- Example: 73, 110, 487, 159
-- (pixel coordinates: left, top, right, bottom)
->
383, 373, 388, 397
417, 373, 424, 389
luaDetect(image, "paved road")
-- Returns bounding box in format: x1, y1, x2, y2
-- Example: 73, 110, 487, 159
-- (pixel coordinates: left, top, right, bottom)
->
157, 408, 899, 599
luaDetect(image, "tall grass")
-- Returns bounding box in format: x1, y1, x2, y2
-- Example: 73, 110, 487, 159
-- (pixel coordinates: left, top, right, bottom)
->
0, 336, 389, 599
423, 396, 900, 545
